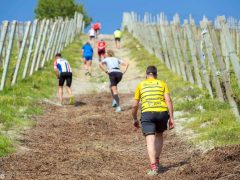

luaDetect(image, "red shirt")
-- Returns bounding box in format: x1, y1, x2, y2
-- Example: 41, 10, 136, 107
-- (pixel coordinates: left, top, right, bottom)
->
93, 23, 101, 30
98, 41, 106, 50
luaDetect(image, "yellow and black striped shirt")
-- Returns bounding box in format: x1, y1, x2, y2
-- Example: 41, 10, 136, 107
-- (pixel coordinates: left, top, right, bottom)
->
134, 78, 169, 113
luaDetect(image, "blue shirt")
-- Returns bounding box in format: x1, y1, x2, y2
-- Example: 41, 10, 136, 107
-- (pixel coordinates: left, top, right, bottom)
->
82, 43, 93, 57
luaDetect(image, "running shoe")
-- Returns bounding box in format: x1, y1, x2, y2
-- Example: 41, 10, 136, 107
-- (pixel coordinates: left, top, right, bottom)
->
69, 96, 75, 105
112, 99, 117, 107
146, 169, 158, 176
115, 106, 122, 112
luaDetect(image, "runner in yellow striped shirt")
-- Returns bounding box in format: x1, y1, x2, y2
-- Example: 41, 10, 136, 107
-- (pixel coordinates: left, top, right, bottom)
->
131, 65, 174, 175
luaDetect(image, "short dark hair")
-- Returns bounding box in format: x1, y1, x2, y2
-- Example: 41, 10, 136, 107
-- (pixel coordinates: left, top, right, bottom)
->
146, 65, 157, 76
55, 53, 61, 57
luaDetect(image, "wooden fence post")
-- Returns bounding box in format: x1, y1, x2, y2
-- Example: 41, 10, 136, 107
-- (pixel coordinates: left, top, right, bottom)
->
0, 21, 9, 68
201, 20, 224, 101
218, 16, 240, 88
190, 20, 213, 97
22, 20, 38, 79
168, 22, 184, 77
157, 19, 171, 70
55, 21, 65, 55
57, 21, 67, 53
50, 19, 62, 58
152, 25, 164, 62
29, 20, 45, 76
11, 21, 31, 86
0, 21, 17, 90
172, 16, 187, 81
41, 21, 57, 67
208, 24, 240, 118
185, 22, 203, 88
35, 20, 50, 71
181, 28, 195, 84
61, 19, 70, 49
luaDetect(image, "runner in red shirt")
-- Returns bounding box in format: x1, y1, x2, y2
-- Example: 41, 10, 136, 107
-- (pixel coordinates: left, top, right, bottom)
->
97, 39, 107, 62
92, 22, 101, 38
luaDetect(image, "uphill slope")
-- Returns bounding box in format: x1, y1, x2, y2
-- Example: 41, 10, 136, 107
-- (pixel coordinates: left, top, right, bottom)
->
0, 34, 239, 180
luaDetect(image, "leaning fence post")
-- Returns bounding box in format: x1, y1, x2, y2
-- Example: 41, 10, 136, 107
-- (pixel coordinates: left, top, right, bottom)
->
41, 21, 57, 67
209, 24, 240, 119
0, 21, 9, 68
11, 21, 31, 86
185, 22, 203, 88
0, 21, 17, 90
157, 19, 171, 70
22, 20, 38, 79
29, 20, 45, 76
190, 19, 213, 97
201, 20, 224, 101
219, 16, 240, 88
181, 28, 195, 84
35, 20, 50, 71
50, 19, 62, 58
172, 16, 187, 81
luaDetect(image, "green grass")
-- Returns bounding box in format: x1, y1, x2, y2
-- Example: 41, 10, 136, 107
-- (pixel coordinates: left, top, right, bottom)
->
0, 34, 86, 157
0, 136, 13, 156
123, 31, 240, 147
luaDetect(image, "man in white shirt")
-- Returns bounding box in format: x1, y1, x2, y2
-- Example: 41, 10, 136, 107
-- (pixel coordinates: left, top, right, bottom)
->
99, 50, 129, 112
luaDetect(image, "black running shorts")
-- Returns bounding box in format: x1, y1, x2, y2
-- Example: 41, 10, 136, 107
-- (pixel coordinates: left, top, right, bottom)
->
59, 72, 72, 87
109, 72, 122, 87
141, 111, 169, 136
115, 37, 121, 42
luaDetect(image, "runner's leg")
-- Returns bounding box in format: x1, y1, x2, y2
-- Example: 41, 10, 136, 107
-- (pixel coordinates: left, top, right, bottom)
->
146, 134, 158, 171
88, 60, 92, 75
58, 86, 63, 104
84, 59, 88, 71
155, 133, 163, 164
111, 86, 119, 106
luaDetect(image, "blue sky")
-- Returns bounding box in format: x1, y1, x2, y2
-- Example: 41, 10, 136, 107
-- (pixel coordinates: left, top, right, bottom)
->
0, 0, 240, 34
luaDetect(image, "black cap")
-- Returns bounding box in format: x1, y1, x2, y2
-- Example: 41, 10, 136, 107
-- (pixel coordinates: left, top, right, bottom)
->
55, 53, 61, 57
146, 65, 157, 75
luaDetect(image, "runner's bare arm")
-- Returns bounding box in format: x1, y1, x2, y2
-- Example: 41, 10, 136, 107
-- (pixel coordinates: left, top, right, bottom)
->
132, 99, 140, 128
54, 69, 59, 79
99, 62, 108, 74
122, 61, 129, 74
164, 93, 174, 129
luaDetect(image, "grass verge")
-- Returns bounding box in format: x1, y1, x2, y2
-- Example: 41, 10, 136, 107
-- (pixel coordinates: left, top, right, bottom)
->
0, 35, 86, 157
123, 31, 240, 147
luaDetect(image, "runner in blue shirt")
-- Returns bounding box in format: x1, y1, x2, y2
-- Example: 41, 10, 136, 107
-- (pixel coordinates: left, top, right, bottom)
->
82, 42, 94, 76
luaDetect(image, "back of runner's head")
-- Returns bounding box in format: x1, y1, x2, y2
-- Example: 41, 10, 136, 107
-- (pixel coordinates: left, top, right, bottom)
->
146, 65, 157, 77
55, 53, 62, 58
107, 50, 114, 57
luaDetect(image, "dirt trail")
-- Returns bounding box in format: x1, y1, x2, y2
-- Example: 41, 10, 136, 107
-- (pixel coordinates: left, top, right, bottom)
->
0, 35, 239, 180
71, 34, 142, 96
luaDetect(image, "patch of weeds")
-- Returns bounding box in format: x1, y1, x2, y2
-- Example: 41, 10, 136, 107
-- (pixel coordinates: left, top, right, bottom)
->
0, 136, 14, 156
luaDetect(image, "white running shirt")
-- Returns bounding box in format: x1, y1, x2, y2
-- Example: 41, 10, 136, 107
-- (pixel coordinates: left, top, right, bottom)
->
103, 57, 123, 73
89, 28, 95, 37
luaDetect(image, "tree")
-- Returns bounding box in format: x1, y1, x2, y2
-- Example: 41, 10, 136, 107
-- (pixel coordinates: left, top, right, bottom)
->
35, 0, 92, 27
